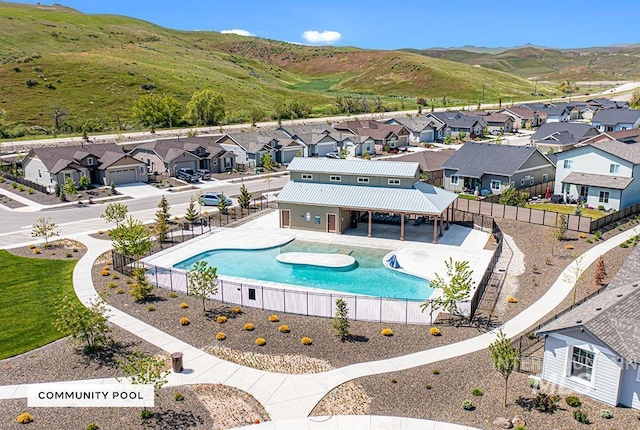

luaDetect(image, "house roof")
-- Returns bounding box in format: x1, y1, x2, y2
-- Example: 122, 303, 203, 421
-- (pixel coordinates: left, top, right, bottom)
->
561, 171, 633, 190
279, 125, 341, 144
588, 139, 640, 164
276, 180, 457, 215
388, 149, 457, 172
580, 129, 640, 145
592, 108, 640, 126
586, 98, 630, 109
333, 120, 408, 141
442, 142, 550, 178
29, 143, 131, 174
385, 116, 444, 132
428, 112, 487, 129
499, 107, 543, 120
135, 136, 226, 160
287, 157, 419, 178
537, 246, 640, 362
227, 131, 280, 154
531, 123, 598, 146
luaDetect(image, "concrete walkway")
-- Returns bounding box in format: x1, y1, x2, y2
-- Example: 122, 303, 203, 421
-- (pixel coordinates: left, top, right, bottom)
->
1, 227, 637, 426
231, 415, 481, 430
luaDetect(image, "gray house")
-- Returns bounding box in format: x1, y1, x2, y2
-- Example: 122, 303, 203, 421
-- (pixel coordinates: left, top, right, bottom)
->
385, 116, 444, 143
278, 125, 340, 157
530, 122, 599, 153
425, 112, 487, 139
537, 246, 640, 410
442, 142, 555, 195
217, 131, 278, 169
592, 109, 640, 132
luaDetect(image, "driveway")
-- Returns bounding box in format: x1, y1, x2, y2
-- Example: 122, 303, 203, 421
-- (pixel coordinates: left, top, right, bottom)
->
115, 182, 168, 199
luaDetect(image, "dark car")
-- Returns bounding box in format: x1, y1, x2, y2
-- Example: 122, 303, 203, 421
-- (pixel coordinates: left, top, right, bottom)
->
175, 167, 201, 183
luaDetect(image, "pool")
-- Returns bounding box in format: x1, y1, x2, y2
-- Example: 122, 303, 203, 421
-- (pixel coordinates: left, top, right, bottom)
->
174, 241, 433, 300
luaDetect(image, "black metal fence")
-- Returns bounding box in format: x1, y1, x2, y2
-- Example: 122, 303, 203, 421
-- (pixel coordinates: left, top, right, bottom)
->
0, 171, 51, 194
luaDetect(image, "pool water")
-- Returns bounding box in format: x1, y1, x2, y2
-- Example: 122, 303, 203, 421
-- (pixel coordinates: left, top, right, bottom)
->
174, 241, 433, 300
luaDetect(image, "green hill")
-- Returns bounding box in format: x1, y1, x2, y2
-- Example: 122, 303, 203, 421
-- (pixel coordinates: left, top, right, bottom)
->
0, 1, 542, 137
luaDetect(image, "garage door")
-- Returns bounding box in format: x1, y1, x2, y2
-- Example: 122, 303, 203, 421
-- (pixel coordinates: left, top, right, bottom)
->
174, 161, 197, 172
109, 168, 138, 184
421, 130, 434, 142
316, 143, 335, 157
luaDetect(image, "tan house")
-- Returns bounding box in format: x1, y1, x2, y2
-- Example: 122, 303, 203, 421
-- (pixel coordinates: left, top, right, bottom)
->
334, 120, 411, 152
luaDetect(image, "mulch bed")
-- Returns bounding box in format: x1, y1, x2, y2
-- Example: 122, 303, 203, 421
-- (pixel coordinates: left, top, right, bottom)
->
0, 192, 26, 209
0, 178, 118, 206
5, 239, 87, 260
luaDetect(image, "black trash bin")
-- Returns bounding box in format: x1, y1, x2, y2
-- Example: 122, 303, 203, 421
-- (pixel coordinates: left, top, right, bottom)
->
171, 352, 183, 373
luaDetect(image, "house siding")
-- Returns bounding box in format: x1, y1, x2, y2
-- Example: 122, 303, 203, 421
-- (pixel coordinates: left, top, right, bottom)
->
291, 172, 415, 188
618, 363, 640, 409
278, 202, 340, 232
131, 149, 167, 175
23, 156, 55, 191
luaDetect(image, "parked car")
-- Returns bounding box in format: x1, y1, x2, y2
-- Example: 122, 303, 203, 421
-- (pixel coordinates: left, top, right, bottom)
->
200, 192, 232, 206
175, 167, 201, 183
196, 169, 211, 180
325, 152, 341, 159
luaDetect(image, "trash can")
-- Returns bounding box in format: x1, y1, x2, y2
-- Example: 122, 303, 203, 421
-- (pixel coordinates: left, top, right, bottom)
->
171, 352, 183, 373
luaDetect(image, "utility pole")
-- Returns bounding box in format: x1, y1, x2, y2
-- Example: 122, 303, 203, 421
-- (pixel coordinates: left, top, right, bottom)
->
534, 79, 538, 95
482, 84, 485, 105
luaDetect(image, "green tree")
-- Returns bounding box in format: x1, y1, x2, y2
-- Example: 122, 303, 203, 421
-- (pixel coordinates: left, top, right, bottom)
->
558, 80, 579, 94
498, 187, 527, 207
154, 196, 171, 242
217, 192, 230, 214
237, 184, 252, 210
31, 217, 59, 248
286, 99, 311, 119
249, 106, 264, 127
186, 89, 225, 125
421, 258, 473, 317
110, 181, 117, 195
187, 260, 218, 312
630, 91, 640, 108
260, 152, 274, 170
184, 196, 200, 226
332, 298, 350, 341
339, 146, 350, 158
118, 350, 169, 419
494, 129, 504, 144
62, 176, 77, 197
362, 150, 371, 160
101, 202, 129, 228
555, 213, 568, 241
488, 330, 521, 407
79, 174, 91, 190
110, 215, 152, 265
53, 296, 112, 353
129, 267, 153, 302
132, 94, 183, 128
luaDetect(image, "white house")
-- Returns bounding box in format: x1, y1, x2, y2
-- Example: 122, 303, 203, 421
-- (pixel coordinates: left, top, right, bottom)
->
592, 109, 640, 132
554, 139, 640, 210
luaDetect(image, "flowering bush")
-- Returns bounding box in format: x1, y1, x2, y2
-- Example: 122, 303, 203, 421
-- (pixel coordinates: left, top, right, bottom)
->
216, 316, 227, 324
28, 244, 36, 249
147, 305, 155, 312
566, 244, 575, 250
278, 324, 290, 333
179, 302, 189, 309
243, 323, 255, 331
231, 307, 242, 314
216, 332, 226, 341
381, 328, 394, 336
179, 317, 190, 326
507, 296, 518, 303
32, 248, 41, 255
301, 337, 312, 345
268, 314, 279, 322
100, 268, 110, 276
255, 337, 266, 346
429, 327, 441, 336
16, 413, 33, 424
579, 233, 587, 239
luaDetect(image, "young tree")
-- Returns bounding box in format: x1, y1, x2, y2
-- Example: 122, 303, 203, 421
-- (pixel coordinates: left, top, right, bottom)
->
421, 258, 473, 317
498, 187, 527, 207
129, 267, 153, 302
118, 350, 169, 418
237, 184, 252, 210
332, 298, 350, 341
630, 91, 640, 109
31, 217, 60, 248
339, 146, 350, 158
488, 330, 520, 407
217, 192, 230, 214
186, 89, 225, 125
110, 181, 116, 195
101, 202, 129, 228
494, 129, 504, 144
362, 150, 372, 160
110, 215, 152, 265
79, 174, 91, 190
184, 196, 200, 226
555, 213, 568, 241
564, 254, 585, 305
154, 196, 171, 242
53, 296, 112, 353
62, 176, 77, 197
593, 256, 606, 286
260, 153, 274, 171
187, 260, 218, 312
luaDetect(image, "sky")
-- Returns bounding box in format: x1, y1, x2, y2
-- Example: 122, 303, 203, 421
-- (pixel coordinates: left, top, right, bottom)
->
9, 0, 640, 50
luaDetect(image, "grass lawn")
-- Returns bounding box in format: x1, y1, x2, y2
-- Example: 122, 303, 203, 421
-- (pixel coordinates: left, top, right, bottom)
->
456, 193, 479, 200
0, 250, 81, 359
526, 203, 607, 219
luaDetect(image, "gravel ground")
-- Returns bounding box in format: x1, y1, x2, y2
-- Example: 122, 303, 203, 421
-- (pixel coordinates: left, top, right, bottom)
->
5, 239, 87, 260
0, 179, 119, 206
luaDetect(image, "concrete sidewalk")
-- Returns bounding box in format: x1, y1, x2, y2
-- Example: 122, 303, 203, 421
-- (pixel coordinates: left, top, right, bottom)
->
231, 415, 481, 430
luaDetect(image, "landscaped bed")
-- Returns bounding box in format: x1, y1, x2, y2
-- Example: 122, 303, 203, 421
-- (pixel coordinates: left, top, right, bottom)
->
526, 202, 607, 219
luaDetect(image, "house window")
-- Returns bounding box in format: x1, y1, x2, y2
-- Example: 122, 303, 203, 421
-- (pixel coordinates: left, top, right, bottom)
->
38, 169, 42, 178
491, 180, 501, 191
248, 288, 256, 301
580, 186, 589, 199
599, 191, 609, 203
637, 365, 640, 382
609, 164, 620, 174
570, 347, 594, 382
520, 178, 525, 186
563, 160, 573, 169
314, 216, 321, 225
87, 157, 94, 166
388, 179, 400, 185
146, 158, 151, 166
542, 174, 548, 183
530, 176, 534, 185
224, 157, 232, 168
301, 174, 313, 180
450, 175, 459, 185
64, 173, 72, 181
357, 177, 369, 184
330, 175, 341, 182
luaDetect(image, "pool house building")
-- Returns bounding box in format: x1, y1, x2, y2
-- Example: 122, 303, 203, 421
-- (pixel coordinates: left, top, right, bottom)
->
276, 158, 458, 243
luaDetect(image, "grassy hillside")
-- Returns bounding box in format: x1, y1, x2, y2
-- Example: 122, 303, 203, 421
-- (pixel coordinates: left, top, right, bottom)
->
0, 1, 542, 135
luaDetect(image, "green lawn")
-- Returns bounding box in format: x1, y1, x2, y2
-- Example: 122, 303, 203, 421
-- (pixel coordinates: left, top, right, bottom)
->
526, 203, 607, 219
0, 250, 81, 359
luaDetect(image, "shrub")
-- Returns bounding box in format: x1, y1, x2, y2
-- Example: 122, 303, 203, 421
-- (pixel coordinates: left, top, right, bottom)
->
16, 412, 33, 424
25, 78, 38, 87
216, 316, 227, 324
471, 388, 483, 396
146, 305, 155, 312
579, 233, 587, 239
112, 274, 119, 280
268, 314, 279, 322
100, 268, 110, 276
565, 244, 574, 250
107, 281, 118, 289
390, 378, 398, 383
179, 317, 190, 326
255, 337, 266, 346
115, 289, 125, 294
216, 332, 226, 341
179, 302, 189, 309
32, 248, 41, 255
600, 409, 613, 419
29, 244, 36, 249
243, 323, 255, 331
11, 181, 17, 188
573, 409, 589, 424
432, 369, 440, 375
232, 307, 242, 314
381, 328, 394, 336
565, 395, 581, 407
86, 423, 99, 430
507, 296, 518, 303
278, 324, 290, 333
140, 409, 152, 419
597, 205, 605, 211
535, 392, 560, 413
174, 392, 184, 401
169, 292, 178, 298
462, 400, 474, 411
586, 238, 593, 243
425, 384, 432, 390
98, 230, 104, 235
28, 188, 35, 194
528, 378, 540, 389
301, 336, 312, 345
429, 327, 441, 336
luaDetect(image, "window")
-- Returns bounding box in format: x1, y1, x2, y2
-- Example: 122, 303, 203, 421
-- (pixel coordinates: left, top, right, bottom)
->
357, 177, 369, 184
146, 158, 150, 166
301, 174, 313, 180
224, 157, 232, 168
388, 179, 400, 185
450, 175, 459, 185
330, 175, 341, 182
314, 216, 321, 225
580, 186, 589, 198
637, 366, 640, 382
542, 174, 548, 183
491, 180, 501, 191
520, 179, 525, 186
530, 176, 535, 185
564, 183, 571, 194
248, 288, 256, 301
599, 191, 609, 203
64, 173, 72, 181
563, 160, 573, 169
87, 157, 94, 166
38, 169, 41, 178
570, 347, 594, 382
610, 164, 620, 174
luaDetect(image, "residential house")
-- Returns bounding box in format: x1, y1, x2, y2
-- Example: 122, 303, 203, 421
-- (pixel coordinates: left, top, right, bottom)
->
384, 116, 444, 143
340, 135, 376, 157
497, 106, 547, 129
129, 136, 236, 175
23, 143, 148, 192
442, 142, 555, 195
591, 109, 640, 132
333, 120, 410, 152
217, 132, 278, 169
278, 125, 340, 158
554, 139, 640, 210
425, 112, 487, 139
276, 157, 458, 243
520, 102, 570, 123
536, 245, 640, 410
460, 111, 515, 133
387, 149, 456, 186
586, 98, 629, 110
530, 122, 599, 153
580, 129, 640, 146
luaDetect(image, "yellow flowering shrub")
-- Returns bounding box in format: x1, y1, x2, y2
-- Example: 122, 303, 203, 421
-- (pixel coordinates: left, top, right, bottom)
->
16, 413, 33, 424
179, 317, 190, 326
216, 316, 227, 324
231, 307, 242, 314
381, 328, 394, 336
179, 302, 188, 309
243, 323, 255, 331
278, 325, 290, 333
255, 337, 266, 346
268, 314, 279, 322
429, 327, 441, 336
301, 337, 312, 345
216, 332, 226, 341
507, 296, 518, 303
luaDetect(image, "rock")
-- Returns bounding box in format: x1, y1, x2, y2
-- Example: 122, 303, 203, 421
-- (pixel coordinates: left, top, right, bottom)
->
512, 416, 526, 427
493, 417, 513, 429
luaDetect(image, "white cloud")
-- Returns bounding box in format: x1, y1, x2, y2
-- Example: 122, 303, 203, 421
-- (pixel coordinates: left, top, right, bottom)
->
302, 30, 342, 44
221, 29, 254, 37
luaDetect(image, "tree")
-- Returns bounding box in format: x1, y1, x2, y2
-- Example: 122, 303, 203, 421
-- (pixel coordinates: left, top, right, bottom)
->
339, 146, 350, 158
79, 174, 91, 190
593, 256, 606, 286
332, 298, 350, 341
260, 153, 274, 171
154, 196, 171, 242
421, 258, 473, 317
249, 106, 264, 127
630, 91, 640, 109
110, 181, 117, 195
564, 254, 585, 305
488, 330, 520, 407
217, 192, 230, 214
184, 196, 200, 226
129, 267, 153, 302
498, 187, 527, 207
237, 184, 252, 210
31, 217, 59, 247
118, 350, 169, 418
52, 100, 68, 132
53, 296, 112, 353
187, 260, 218, 312
555, 213, 568, 241
558, 80, 579, 94
186, 89, 225, 125
132, 94, 183, 128
62, 176, 77, 197
494, 129, 504, 144
362, 150, 371, 160
110, 215, 152, 265
101, 202, 128, 228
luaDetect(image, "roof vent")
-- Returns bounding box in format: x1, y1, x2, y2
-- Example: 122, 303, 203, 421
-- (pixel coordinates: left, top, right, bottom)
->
595, 307, 602, 311
576, 320, 582, 323
633, 284, 638, 287
616, 294, 623, 297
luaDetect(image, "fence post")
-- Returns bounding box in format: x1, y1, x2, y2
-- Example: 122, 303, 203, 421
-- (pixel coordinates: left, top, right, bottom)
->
185, 272, 189, 295
221, 279, 224, 302
155, 266, 159, 288
169, 268, 174, 292
306, 291, 309, 316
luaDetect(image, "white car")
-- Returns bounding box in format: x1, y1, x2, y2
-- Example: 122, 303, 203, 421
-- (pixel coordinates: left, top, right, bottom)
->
325, 152, 341, 159
200, 192, 232, 206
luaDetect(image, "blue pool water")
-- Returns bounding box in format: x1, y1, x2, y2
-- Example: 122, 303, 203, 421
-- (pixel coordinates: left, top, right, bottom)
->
174, 241, 433, 300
